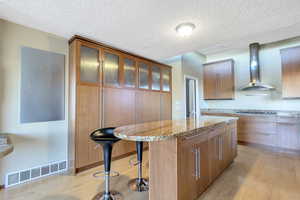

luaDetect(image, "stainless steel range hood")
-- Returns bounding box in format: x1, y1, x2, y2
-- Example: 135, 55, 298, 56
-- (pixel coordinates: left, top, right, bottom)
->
241, 43, 275, 92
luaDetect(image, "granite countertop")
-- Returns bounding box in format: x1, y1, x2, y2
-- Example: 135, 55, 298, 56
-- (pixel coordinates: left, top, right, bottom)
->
201, 108, 300, 118
0, 135, 13, 159
114, 116, 238, 142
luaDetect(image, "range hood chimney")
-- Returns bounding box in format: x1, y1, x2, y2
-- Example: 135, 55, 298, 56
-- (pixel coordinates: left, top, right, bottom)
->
241, 43, 275, 93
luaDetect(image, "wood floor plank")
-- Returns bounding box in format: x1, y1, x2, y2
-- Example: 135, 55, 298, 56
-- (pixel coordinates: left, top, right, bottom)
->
1, 146, 300, 200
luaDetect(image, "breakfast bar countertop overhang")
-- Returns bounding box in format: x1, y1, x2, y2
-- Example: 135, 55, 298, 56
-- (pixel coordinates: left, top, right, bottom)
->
114, 115, 239, 142
114, 115, 239, 200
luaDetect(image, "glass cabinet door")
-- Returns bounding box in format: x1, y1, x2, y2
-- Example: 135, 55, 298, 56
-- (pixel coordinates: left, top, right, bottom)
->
123, 57, 136, 88
138, 62, 150, 89
103, 52, 120, 87
162, 68, 171, 91
80, 46, 100, 83
151, 65, 161, 90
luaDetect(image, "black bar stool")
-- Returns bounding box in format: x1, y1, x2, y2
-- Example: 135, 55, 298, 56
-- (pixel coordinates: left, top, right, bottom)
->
90, 127, 122, 200
128, 141, 149, 192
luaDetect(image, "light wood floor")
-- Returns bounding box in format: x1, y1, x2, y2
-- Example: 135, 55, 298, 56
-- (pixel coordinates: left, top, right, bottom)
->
1, 145, 300, 200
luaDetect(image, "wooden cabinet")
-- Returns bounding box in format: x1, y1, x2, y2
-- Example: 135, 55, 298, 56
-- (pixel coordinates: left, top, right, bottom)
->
138, 60, 150, 90
103, 88, 135, 127
203, 59, 234, 100
195, 140, 210, 195
280, 46, 300, 98
79, 45, 100, 83
238, 116, 278, 147
160, 92, 172, 120
69, 36, 172, 172
135, 90, 161, 123
180, 140, 198, 200
76, 85, 102, 168
179, 131, 210, 200
203, 111, 300, 152
103, 50, 121, 87
103, 88, 136, 158
229, 122, 238, 160
178, 122, 237, 200
151, 65, 161, 91
122, 55, 137, 88
162, 67, 171, 92
208, 135, 220, 183
277, 118, 300, 150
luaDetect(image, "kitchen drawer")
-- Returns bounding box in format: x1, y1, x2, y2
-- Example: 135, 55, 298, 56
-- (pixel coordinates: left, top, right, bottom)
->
180, 130, 209, 145
238, 132, 277, 147
277, 117, 300, 124
208, 125, 226, 139
238, 121, 277, 135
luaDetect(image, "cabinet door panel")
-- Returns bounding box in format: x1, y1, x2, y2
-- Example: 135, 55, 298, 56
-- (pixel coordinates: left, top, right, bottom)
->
216, 60, 234, 99
209, 134, 223, 182
203, 64, 217, 99
162, 67, 171, 92
103, 52, 120, 87
203, 59, 234, 100
196, 141, 210, 195
80, 46, 100, 83
138, 62, 150, 89
161, 93, 172, 120
135, 91, 161, 123
76, 85, 101, 168
281, 46, 300, 98
123, 57, 136, 88
103, 88, 136, 157
151, 65, 161, 91
179, 143, 198, 200
277, 122, 300, 150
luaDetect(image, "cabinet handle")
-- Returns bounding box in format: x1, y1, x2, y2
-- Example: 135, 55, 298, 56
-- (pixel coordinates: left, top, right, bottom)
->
219, 136, 223, 160
94, 144, 100, 150
215, 139, 218, 159
198, 148, 201, 179
192, 149, 198, 180
231, 130, 235, 149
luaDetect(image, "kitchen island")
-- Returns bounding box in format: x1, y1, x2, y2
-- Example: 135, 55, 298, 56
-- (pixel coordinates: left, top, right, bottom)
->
114, 116, 238, 200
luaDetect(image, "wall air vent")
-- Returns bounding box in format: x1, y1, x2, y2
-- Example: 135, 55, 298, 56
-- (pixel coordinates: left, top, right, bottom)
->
5, 160, 67, 188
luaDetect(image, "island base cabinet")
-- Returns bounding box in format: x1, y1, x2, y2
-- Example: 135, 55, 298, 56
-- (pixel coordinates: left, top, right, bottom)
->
208, 136, 220, 183
149, 121, 237, 200
179, 143, 198, 200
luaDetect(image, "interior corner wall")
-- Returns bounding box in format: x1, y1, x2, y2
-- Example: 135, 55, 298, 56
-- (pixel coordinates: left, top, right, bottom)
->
0, 19, 69, 185
205, 38, 300, 111
164, 52, 207, 120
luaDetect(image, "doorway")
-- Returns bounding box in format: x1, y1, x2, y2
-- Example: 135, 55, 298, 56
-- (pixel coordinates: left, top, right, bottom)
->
185, 76, 198, 118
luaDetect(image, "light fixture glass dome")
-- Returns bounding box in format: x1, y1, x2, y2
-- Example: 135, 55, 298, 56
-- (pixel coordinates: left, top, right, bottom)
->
175, 23, 196, 37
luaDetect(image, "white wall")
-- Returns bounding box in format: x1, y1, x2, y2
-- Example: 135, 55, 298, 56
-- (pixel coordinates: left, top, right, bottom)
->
205, 38, 300, 111
0, 19, 69, 185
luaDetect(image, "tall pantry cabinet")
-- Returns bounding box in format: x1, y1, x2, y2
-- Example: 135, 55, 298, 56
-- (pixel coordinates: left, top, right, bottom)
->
69, 36, 172, 173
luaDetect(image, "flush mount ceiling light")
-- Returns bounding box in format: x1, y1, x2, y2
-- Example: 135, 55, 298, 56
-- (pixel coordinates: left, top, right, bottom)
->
175, 22, 196, 37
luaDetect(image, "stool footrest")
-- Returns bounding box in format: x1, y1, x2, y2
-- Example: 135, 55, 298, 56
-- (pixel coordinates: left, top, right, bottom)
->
93, 171, 120, 178
129, 156, 139, 167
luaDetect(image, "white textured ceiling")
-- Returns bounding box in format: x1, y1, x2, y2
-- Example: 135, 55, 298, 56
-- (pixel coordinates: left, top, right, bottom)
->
1, 0, 300, 59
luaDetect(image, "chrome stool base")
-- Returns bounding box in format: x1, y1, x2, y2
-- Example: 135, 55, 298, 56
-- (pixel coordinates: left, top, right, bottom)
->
128, 178, 149, 192
92, 191, 123, 200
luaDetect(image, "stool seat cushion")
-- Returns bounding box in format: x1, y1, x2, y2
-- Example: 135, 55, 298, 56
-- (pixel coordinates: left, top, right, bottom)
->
90, 127, 120, 143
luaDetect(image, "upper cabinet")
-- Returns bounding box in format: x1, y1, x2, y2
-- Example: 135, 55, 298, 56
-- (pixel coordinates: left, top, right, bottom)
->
103, 50, 120, 87
138, 61, 150, 90
122, 56, 137, 88
280, 46, 300, 98
151, 65, 161, 91
162, 67, 171, 92
203, 59, 235, 100
79, 45, 100, 84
